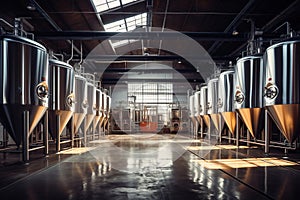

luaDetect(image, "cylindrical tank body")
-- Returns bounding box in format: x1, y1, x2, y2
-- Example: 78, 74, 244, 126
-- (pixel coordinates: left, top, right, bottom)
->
189, 95, 195, 117
100, 92, 107, 127
218, 70, 236, 135
235, 56, 264, 109
73, 74, 88, 133
48, 59, 74, 138
84, 81, 96, 132
199, 85, 210, 128
264, 39, 300, 142
218, 70, 235, 113
199, 86, 208, 116
0, 35, 49, 145
235, 55, 265, 138
194, 91, 201, 121
207, 78, 219, 115
207, 78, 220, 131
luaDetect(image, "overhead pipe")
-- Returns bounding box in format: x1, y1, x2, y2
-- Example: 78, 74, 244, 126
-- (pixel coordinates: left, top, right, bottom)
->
208, 0, 257, 54
30, 0, 81, 55
34, 31, 253, 41
67, 40, 74, 64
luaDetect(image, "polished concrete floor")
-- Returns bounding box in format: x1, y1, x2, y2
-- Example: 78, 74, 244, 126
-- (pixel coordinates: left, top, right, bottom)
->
0, 133, 300, 199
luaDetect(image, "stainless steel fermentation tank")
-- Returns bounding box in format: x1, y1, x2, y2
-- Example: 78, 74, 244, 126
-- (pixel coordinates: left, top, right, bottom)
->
48, 59, 74, 151
235, 55, 265, 139
264, 38, 300, 144
93, 87, 103, 136
200, 85, 209, 135
84, 77, 96, 136
194, 91, 201, 135
218, 70, 236, 136
189, 95, 197, 134
103, 94, 111, 131
207, 78, 220, 136
99, 92, 107, 129
73, 74, 88, 135
0, 35, 49, 160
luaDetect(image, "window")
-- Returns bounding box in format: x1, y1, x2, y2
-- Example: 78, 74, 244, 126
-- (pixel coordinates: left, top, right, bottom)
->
92, 0, 139, 13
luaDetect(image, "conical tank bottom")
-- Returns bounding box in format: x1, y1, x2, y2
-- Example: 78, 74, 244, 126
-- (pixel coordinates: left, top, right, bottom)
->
210, 113, 223, 131
221, 111, 236, 135
237, 108, 264, 138
48, 110, 73, 139
85, 114, 96, 132
0, 105, 47, 146
93, 116, 101, 130
73, 113, 86, 133
196, 115, 202, 126
202, 115, 210, 129
190, 116, 197, 127
266, 104, 300, 143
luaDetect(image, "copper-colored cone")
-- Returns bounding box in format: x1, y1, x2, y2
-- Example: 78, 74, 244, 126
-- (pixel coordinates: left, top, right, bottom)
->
237, 108, 264, 138
93, 116, 101, 130
48, 110, 73, 139
210, 113, 222, 131
190, 116, 197, 127
202, 115, 210, 129
84, 114, 96, 132
266, 104, 300, 143
73, 113, 86, 133
221, 111, 236, 135
196, 115, 202, 126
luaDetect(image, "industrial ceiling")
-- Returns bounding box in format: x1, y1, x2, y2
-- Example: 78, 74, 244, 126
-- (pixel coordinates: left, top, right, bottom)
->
0, 0, 300, 88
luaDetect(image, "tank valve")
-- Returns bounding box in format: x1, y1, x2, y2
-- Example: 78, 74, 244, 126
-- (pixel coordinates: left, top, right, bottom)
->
217, 98, 223, 108
36, 81, 48, 100
235, 90, 245, 104
66, 93, 74, 107
82, 100, 89, 109
264, 83, 278, 100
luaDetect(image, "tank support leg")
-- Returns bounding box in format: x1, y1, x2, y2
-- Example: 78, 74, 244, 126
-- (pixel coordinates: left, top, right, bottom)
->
70, 117, 74, 148
56, 114, 61, 152
264, 109, 270, 156
236, 112, 239, 147
22, 110, 30, 163
43, 111, 49, 155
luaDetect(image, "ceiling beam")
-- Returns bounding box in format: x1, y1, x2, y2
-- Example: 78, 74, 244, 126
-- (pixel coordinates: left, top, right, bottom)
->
34, 31, 253, 41
208, 0, 257, 54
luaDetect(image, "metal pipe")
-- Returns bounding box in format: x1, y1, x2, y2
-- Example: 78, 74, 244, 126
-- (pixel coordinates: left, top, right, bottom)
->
264, 109, 270, 155
28, 145, 45, 152
34, 31, 250, 41
67, 40, 74, 64
208, 0, 257, 54
30, 0, 81, 54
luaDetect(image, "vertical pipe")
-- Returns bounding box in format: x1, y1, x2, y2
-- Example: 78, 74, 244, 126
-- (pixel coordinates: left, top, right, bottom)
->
247, 129, 250, 146
22, 110, 29, 163
84, 118, 87, 146
56, 114, 61, 152
219, 116, 222, 143
236, 112, 239, 147
264, 109, 270, 155
43, 110, 49, 155
200, 117, 203, 139
70, 117, 74, 147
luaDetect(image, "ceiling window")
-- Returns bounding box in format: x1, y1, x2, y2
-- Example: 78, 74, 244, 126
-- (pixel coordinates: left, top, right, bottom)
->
92, 0, 139, 13
103, 13, 147, 32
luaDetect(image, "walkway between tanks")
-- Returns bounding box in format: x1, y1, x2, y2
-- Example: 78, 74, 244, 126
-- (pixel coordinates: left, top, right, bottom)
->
1, 134, 300, 199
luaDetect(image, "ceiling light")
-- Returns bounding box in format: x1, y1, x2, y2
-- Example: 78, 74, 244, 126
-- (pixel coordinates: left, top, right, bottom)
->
232, 30, 239, 35
26, 2, 36, 11
178, 60, 182, 64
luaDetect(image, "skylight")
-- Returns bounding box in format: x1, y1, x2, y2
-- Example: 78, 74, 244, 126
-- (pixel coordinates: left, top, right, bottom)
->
93, 0, 140, 13
103, 13, 147, 32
